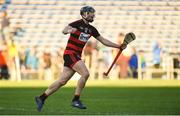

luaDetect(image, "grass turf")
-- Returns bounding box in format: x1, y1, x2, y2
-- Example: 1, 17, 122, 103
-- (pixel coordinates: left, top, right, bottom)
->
0, 86, 180, 115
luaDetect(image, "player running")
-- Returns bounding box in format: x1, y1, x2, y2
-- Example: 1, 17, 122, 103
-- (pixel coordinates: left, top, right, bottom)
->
35, 6, 127, 111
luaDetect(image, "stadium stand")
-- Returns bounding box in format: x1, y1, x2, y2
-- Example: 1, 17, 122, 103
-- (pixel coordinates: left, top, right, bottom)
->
1, 0, 180, 80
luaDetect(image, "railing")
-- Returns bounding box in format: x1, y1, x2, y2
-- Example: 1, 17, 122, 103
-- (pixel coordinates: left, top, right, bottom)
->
138, 54, 180, 80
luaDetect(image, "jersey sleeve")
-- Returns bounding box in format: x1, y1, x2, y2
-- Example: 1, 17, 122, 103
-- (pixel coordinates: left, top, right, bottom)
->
68, 21, 78, 28
92, 26, 100, 38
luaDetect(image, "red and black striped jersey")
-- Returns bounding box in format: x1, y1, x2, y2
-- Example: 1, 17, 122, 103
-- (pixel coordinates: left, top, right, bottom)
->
64, 19, 100, 56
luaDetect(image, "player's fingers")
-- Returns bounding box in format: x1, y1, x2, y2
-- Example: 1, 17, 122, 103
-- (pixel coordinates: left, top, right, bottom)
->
71, 28, 77, 33
120, 43, 127, 50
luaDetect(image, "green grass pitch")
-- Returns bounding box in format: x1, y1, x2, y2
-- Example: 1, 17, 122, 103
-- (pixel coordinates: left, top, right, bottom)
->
0, 80, 180, 115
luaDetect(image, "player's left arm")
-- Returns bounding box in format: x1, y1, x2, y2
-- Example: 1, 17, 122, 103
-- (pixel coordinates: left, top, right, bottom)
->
96, 35, 126, 50
92, 26, 126, 50
62, 25, 77, 35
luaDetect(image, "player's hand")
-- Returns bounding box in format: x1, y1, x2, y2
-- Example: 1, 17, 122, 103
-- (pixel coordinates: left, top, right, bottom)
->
119, 43, 127, 50
68, 27, 77, 33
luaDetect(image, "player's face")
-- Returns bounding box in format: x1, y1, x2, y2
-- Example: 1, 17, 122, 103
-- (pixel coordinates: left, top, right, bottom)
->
85, 12, 95, 23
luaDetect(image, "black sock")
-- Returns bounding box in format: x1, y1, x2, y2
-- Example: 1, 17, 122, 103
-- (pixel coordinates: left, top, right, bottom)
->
39, 93, 48, 102
72, 95, 80, 101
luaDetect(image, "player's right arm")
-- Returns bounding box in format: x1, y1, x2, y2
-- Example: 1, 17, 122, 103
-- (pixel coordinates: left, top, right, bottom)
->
62, 26, 77, 35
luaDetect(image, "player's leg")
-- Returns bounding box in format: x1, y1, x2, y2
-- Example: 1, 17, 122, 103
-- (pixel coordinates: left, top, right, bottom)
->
73, 60, 89, 96
71, 60, 90, 109
35, 66, 75, 112
44, 66, 75, 96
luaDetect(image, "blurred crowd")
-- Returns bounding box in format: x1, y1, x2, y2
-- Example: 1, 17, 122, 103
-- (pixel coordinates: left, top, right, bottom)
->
0, 10, 62, 81
0, 31, 142, 81
0, 37, 65, 81
0, 10, 180, 81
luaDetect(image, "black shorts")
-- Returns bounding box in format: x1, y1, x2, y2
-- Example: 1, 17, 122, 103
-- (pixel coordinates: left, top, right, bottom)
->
63, 54, 81, 68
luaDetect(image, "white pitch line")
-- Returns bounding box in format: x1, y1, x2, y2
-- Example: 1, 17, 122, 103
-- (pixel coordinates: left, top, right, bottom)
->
0, 107, 36, 112
0, 107, 58, 114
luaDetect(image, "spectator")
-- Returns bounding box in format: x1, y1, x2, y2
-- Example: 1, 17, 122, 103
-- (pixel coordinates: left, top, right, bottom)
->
7, 39, 19, 81
139, 50, 146, 69
12, 22, 25, 38
0, 39, 9, 79
173, 57, 180, 78
25, 46, 39, 70
116, 33, 132, 79
93, 41, 102, 79
138, 50, 146, 79
1, 10, 10, 40
152, 40, 162, 68
22, 46, 39, 79
101, 45, 113, 79
170, 44, 180, 79
43, 49, 51, 70
129, 46, 138, 78
39, 47, 53, 80
18, 45, 26, 70
83, 41, 93, 68
51, 47, 64, 79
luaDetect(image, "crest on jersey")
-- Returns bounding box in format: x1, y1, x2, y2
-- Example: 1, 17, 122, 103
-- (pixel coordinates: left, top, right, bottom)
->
85, 28, 88, 33
79, 33, 90, 42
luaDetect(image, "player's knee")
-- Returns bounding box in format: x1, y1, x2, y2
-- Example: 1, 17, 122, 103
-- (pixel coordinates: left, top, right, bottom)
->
82, 72, 90, 79
59, 80, 67, 86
